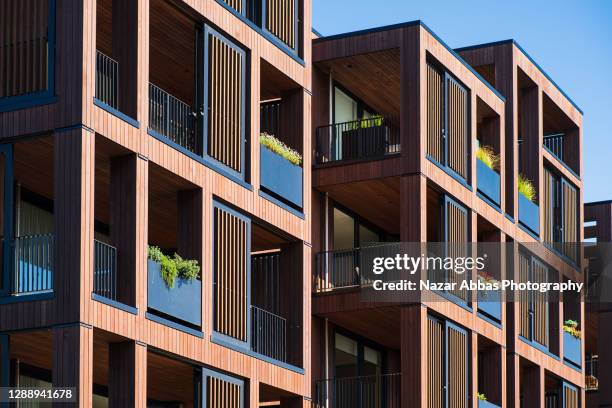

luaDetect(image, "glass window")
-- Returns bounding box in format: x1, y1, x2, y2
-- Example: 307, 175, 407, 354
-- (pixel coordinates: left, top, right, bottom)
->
362, 345, 382, 376
359, 225, 380, 247
334, 87, 358, 124
333, 208, 355, 250
334, 333, 358, 378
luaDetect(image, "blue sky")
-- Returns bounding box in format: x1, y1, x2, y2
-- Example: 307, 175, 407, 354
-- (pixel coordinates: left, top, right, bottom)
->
312, 0, 612, 203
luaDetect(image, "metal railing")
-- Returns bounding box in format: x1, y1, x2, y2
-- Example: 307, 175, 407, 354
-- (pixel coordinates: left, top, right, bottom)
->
93, 240, 118, 301
149, 83, 198, 153
313, 243, 401, 293
260, 101, 280, 137
586, 355, 599, 390
314, 373, 401, 408
251, 305, 287, 362
315, 115, 400, 164
543, 133, 564, 162
95, 50, 119, 109
12, 234, 54, 295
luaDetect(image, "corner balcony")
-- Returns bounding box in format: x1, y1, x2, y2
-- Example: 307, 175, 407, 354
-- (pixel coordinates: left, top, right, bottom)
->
315, 116, 400, 165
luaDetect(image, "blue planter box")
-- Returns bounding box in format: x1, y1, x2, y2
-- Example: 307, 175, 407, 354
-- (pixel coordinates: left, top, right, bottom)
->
518, 193, 540, 236
563, 331, 581, 366
477, 159, 501, 206
477, 289, 501, 321
479, 400, 501, 408
260, 145, 303, 208
147, 259, 201, 326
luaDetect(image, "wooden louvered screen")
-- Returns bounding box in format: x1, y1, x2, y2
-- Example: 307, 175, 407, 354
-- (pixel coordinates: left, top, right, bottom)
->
542, 167, 556, 243
205, 27, 246, 176
265, 0, 296, 49
562, 179, 577, 263
205, 372, 243, 408
518, 252, 531, 338
427, 64, 444, 163
447, 324, 468, 408
221, 0, 243, 14
562, 383, 578, 408
532, 258, 549, 347
1, 0, 51, 98
446, 77, 468, 179
445, 197, 468, 302
213, 203, 250, 342
427, 316, 444, 408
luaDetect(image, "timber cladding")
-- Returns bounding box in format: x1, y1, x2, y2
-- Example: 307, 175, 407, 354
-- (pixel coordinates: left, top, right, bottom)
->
265, 0, 296, 49
0, 0, 50, 98
206, 374, 243, 408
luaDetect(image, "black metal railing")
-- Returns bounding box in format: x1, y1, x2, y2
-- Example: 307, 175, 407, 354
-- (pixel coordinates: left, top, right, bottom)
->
586, 355, 599, 390
315, 115, 400, 164
314, 373, 401, 408
149, 83, 198, 153
543, 133, 564, 162
251, 305, 287, 362
12, 234, 54, 295
313, 243, 401, 293
95, 50, 119, 109
93, 240, 118, 301
260, 101, 280, 137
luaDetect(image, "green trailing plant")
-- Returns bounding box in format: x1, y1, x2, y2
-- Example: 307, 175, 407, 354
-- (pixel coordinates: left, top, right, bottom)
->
361, 114, 384, 128
148, 245, 201, 289
260, 132, 302, 166
477, 393, 487, 401
563, 319, 581, 339
476, 145, 499, 171
518, 174, 536, 202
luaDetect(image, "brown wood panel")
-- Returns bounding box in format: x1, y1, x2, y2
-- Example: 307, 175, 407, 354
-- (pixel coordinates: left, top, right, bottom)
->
428, 317, 443, 408
109, 341, 136, 407
448, 325, 467, 408
447, 77, 468, 179
427, 63, 443, 163
532, 258, 549, 347
0, 0, 49, 98
52, 325, 93, 406
207, 375, 242, 408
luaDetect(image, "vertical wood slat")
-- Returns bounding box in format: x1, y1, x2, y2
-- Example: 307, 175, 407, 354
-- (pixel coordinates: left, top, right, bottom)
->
207, 29, 244, 174
427, 64, 443, 163
518, 252, 531, 338
532, 258, 549, 347
447, 77, 468, 179
207, 375, 242, 408
265, 0, 296, 49
447, 325, 467, 408
1, 0, 49, 98
543, 167, 555, 243
427, 317, 443, 408
222, 0, 243, 14
445, 198, 468, 301
563, 384, 578, 408
214, 205, 249, 342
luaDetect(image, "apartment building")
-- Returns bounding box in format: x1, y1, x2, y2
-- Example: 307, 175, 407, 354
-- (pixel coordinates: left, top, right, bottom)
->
583, 200, 612, 408
311, 23, 585, 408
0, 0, 311, 406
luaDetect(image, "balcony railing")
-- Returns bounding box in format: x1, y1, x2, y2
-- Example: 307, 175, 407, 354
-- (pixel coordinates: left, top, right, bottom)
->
314, 243, 400, 293
260, 100, 280, 137
315, 116, 400, 165
251, 305, 287, 363
149, 83, 197, 153
586, 355, 599, 390
543, 134, 564, 162
12, 234, 54, 295
95, 50, 119, 109
93, 240, 118, 301
314, 373, 401, 408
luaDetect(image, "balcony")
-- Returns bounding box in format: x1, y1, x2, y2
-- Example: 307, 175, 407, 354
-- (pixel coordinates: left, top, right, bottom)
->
477, 159, 501, 206
92, 239, 117, 301
563, 331, 581, 367
148, 83, 197, 154
518, 193, 540, 236
315, 116, 400, 165
251, 305, 287, 362
585, 355, 599, 391
95, 50, 119, 110
314, 373, 401, 408
314, 243, 400, 293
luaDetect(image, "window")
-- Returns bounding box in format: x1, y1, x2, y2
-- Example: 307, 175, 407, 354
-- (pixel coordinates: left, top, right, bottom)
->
427, 316, 469, 408
202, 26, 247, 180
0, 0, 55, 109
426, 63, 470, 181
332, 206, 386, 250
543, 167, 578, 263
333, 332, 382, 378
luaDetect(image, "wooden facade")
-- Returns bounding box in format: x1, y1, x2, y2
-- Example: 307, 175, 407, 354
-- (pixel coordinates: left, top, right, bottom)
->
311, 21, 585, 408
0, 0, 311, 406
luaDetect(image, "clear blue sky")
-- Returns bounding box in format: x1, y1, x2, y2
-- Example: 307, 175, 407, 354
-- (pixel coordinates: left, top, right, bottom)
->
312, 0, 612, 203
